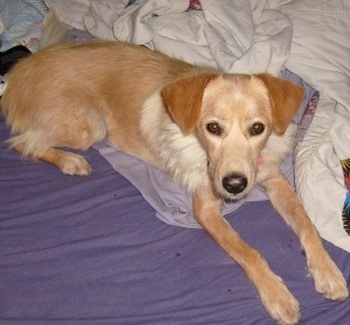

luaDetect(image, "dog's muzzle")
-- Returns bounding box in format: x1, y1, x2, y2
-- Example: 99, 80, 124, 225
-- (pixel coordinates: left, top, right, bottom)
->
222, 173, 248, 195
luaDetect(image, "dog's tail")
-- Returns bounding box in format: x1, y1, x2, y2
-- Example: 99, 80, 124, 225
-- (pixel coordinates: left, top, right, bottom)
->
39, 10, 70, 49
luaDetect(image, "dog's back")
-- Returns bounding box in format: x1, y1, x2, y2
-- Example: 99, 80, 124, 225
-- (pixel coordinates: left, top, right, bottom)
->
1, 41, 215, 169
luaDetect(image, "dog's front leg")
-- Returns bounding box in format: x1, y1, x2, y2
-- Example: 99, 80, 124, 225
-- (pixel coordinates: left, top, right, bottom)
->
193, 188, 300, 324
261, 171, 349, 302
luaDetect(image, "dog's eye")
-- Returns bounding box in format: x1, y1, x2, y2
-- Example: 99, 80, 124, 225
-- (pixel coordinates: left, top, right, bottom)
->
250, 122, 265, 136
206, 123, 221, 136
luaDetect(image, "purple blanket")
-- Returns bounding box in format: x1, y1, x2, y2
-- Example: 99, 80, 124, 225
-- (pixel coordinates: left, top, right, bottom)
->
1, 112, 350, 324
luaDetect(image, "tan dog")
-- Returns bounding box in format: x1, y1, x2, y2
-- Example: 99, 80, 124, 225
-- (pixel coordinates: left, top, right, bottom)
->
1, 41, 348, 324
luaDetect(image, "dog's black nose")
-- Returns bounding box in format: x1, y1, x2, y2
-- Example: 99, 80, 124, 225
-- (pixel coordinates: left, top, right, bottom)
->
222, 173, 248, 195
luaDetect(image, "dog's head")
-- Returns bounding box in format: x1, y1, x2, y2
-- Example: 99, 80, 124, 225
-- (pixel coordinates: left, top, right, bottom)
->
161, 73, 304, 200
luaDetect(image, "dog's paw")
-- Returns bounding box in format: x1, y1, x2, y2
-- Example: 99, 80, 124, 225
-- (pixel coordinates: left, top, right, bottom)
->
311, 256, 349, 301
260, 276, 300, 325
59, 152, 92, 176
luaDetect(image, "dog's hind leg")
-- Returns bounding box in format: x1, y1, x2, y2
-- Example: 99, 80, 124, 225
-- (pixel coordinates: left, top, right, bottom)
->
40, 149, 92, 175
22, 146, 92, 175
8, 106, 108, 175
12, 132, 93, 176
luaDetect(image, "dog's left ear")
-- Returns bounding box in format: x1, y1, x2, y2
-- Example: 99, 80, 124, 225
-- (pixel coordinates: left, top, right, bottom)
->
161, 74, 217, 135
256, 73, 304, 134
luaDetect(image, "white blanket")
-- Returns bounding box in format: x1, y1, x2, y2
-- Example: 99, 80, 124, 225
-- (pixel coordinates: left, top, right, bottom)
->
45, 0, 350, 251
271, 0, 350, 252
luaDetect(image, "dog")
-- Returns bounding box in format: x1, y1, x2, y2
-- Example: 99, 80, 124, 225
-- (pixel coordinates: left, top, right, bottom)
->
1, 41, 348, 324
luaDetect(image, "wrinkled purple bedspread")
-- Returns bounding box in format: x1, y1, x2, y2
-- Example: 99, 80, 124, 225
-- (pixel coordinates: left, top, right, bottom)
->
1, 113, 350, 324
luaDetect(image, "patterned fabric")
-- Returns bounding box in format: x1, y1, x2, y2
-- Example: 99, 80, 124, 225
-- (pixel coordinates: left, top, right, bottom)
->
294, 93, 350, 236
341, 159, 350, 234
0, 0, 47, 53
189, 0, 201, 10
293, 91, 319, 164
24, 0, 48, 16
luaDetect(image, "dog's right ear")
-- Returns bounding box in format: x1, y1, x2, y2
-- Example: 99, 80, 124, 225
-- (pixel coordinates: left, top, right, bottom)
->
161, 74, 217, 135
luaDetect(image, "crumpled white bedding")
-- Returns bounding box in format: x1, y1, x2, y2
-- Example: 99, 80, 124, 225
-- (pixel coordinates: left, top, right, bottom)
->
271, 0, 350, 252
45, 0, 350, 251
45, 0, 292, 75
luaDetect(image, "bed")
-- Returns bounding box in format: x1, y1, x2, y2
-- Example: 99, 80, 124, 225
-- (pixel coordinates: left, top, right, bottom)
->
1, 1, 350, 324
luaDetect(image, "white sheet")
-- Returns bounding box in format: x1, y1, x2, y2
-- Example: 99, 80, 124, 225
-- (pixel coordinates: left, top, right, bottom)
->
269, 0, 350, 251
44, 0, 350, 251
45, 0, 292, 75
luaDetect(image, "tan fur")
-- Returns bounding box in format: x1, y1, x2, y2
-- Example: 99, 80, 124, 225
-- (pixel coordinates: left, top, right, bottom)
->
1, 41, 348, 324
